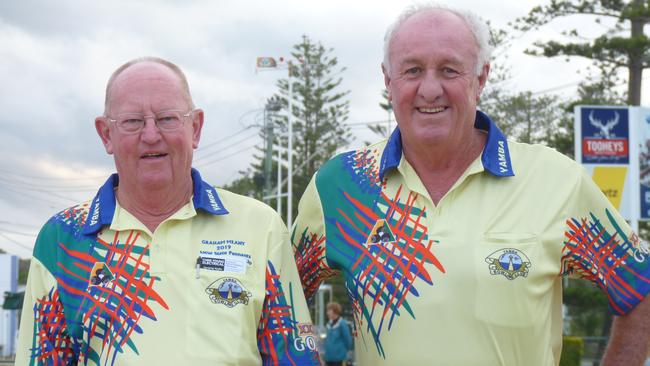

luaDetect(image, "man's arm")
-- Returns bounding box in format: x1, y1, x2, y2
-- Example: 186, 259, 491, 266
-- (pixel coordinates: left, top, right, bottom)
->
15, 259, 78, 365
291, 175, 338, 298
257, 213, 320, 365
601, 295, 650, 366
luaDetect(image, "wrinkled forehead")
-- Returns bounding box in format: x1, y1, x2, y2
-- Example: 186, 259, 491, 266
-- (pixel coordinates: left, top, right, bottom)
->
107, 62, 187, 112
389, 9, 477, 57
111, 62, 182, 94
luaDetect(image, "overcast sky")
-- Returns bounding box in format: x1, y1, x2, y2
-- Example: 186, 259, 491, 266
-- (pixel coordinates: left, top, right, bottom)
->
1, 0, 648, 257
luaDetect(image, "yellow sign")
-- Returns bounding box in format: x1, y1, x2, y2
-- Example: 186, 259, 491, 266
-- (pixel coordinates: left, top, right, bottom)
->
591, 166, 628, 209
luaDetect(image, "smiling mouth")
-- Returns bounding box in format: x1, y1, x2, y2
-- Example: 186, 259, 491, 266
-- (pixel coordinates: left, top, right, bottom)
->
417, 107, 446, 113
141, 153, 167, 159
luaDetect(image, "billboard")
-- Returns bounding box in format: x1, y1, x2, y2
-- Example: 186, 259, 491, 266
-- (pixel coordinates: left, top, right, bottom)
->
580, 107, 629, 164
575, 106, 650, 223
576, 106, 633, 220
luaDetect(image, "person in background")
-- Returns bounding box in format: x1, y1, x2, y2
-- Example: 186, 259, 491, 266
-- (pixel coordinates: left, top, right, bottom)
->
15, 57, 319, 366
323, 302, 353, 366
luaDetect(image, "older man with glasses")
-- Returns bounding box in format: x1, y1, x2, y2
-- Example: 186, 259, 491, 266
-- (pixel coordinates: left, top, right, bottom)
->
16, 57, 320, 366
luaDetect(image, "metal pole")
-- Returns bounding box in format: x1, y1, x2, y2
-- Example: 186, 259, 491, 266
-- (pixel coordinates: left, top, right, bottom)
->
277, 139, 282, 214
287, 64, 294, 227
264, 108, 274, 204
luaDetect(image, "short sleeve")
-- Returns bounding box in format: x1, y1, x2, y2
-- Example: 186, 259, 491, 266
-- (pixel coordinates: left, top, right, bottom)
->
561, 168, 650, 315
256, 212, 320, 365
291, 174, 338, 298
15, 224, 78, 365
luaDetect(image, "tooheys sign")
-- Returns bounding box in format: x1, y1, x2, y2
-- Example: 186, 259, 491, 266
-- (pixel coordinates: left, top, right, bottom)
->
581, 107, 630, 164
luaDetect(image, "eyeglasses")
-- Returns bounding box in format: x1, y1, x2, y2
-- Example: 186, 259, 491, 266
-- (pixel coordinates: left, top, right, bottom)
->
106, 109, 194, 134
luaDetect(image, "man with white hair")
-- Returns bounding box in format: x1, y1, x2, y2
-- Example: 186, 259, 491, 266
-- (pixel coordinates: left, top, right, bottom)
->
16, 57, 320, 366
292, 4, 650, 365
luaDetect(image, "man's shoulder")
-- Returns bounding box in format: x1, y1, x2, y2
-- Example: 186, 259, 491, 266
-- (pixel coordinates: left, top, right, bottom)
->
214, 187, 281, 219
43, 200, 93, 232
33, 200, 93, 265
508, 140, 579, 173
317, 140, 388, 182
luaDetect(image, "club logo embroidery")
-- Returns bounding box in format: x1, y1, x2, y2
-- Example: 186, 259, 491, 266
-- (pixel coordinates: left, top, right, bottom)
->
88, 262, 115, 287
205, 277, 251, 307
366, 219, 396, 245
485, 248, 531, 280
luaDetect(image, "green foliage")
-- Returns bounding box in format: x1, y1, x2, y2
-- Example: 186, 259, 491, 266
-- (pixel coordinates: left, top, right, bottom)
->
481, 90, 566, 145
560, 336, 584, 366
19, 258, 30, 285
513, 0, 650, 105
366, 89, 393, 142
479, 23, 570, 150
222, 168, 264, 199
563, 280, 610, 336
225, 36, 351, 221
271, 35, 351, 220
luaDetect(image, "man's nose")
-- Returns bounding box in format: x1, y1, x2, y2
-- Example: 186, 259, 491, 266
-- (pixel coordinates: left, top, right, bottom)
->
417, 71, 443, 102
140, 117, 162, 143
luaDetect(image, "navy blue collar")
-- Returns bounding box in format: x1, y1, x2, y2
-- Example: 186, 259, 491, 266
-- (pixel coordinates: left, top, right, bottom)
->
379, 110, 514, 180
82, 168, 228, 235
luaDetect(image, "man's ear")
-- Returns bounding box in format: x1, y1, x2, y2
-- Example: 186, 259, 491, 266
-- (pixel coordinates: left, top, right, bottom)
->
190, 109, 205, 149
476, 63, 490, 101
95, 117, 114, 155
382, 63, 392, 101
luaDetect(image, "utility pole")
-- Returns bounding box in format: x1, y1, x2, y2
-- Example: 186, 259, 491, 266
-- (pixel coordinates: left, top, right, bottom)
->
264, 100, 281, 205
287, 62, 294, 227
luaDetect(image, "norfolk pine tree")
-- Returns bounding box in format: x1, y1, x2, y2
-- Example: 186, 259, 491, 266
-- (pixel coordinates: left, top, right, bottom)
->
226, 36, 351, 224
514, 0, 650, 106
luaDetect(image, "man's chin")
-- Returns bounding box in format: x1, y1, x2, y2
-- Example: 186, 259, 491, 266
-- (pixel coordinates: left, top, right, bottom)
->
133, 171, 175, 191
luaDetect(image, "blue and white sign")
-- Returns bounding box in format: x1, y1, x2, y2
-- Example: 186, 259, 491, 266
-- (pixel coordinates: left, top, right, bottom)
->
581, 107, 630, 164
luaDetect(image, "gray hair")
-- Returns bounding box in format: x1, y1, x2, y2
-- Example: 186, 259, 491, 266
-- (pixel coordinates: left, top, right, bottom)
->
103, 56, 195, 115
382, 3, 493, 76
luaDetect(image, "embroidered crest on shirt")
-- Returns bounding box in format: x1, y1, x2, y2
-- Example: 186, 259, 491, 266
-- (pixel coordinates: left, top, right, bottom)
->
366, 219, 396, 245
205, 277, 251, 307
485, 248, 531, 280
88, 262, 115, 287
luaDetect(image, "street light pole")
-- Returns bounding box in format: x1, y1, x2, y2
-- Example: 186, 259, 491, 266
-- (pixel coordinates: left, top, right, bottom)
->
287, 63, 294, 227
255, 56, 294, 225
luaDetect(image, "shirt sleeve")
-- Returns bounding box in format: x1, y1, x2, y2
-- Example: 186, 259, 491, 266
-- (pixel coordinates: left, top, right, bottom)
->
15, 229, 78, 366
291, 174, 338, 299
561, 168, 650, 315
257, 211, 321, 366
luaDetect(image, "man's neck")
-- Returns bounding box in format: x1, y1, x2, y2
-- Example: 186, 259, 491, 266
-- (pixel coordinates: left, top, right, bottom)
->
115, 178, 193, 233
402, 130, 486, 205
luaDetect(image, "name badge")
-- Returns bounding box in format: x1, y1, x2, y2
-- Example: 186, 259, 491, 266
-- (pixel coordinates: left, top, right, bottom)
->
197, 254, 246, 274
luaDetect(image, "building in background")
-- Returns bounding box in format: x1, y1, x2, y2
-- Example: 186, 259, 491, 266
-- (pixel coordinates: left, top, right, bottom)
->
0, 254, 19, 357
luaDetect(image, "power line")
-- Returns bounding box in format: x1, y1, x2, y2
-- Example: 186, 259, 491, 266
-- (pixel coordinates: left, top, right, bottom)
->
0, 228, 37, 237
0, 176, 98, 191
196, 125, 256, 152
0, 168, 107, 182
0, 221, 41, 229
195, 143, 259, 168
0, 183, 74, 208
0, 232, 34, 252
194, 131, 260, 163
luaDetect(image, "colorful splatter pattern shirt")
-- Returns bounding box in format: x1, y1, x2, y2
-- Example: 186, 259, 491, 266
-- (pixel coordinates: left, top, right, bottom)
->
17, 169, 319, 366
292, 111, 650, 366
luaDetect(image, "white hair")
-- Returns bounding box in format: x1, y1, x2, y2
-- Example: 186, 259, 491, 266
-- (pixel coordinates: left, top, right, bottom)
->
382, 2, 493, 76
